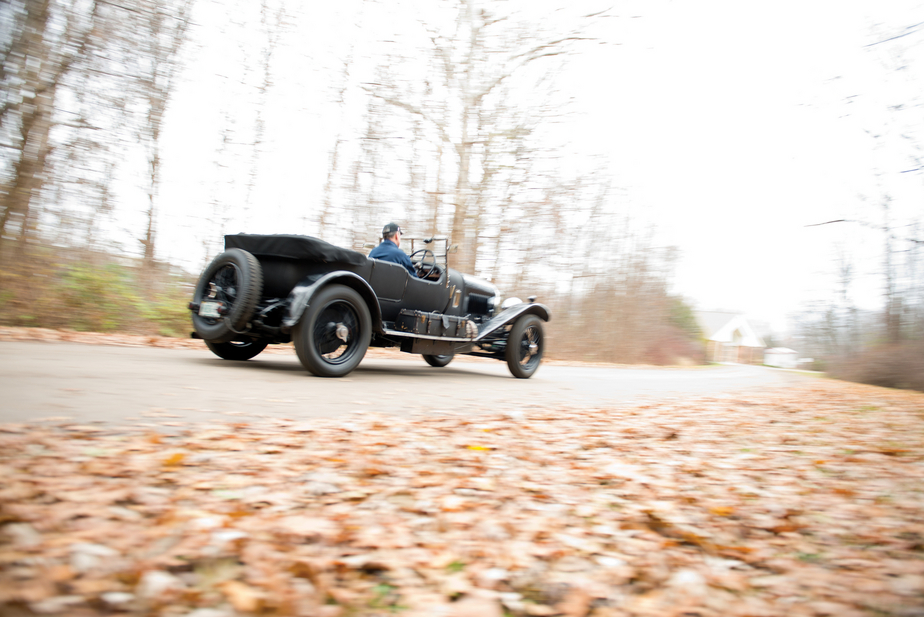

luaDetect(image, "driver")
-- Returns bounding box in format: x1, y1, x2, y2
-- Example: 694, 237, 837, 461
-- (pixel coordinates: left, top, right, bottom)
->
368, 222, 418, 278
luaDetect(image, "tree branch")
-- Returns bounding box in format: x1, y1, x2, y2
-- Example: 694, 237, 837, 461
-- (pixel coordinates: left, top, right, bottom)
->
805, 219, 923, 244
805, 219, 849, 227
475, 36, 594, 102
865, 20, 924, 47
360, 85, 452, 145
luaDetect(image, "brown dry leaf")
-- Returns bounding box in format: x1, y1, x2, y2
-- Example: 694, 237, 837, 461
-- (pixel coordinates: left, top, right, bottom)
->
524, 603, 559, 616
220, 580, 265, 612
556, 586, 593, 617
449, 595, 504, 617
272, 516, 339, 542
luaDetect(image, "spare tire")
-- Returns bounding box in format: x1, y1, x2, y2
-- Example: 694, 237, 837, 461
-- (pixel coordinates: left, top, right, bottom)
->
191, 249, 263, 344
205, 339, 268, 361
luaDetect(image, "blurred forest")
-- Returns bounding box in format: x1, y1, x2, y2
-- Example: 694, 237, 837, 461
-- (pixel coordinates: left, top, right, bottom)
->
795, 225, 924, 391
793, 22, 924, 391
1, 0, 921, 377
0, 0, 702, 363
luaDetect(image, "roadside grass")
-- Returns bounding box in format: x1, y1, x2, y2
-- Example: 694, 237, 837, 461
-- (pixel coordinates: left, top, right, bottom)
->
0, 251, 193, 338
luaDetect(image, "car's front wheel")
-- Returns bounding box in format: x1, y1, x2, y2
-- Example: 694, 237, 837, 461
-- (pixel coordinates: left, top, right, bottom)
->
205, 339, 268, 361
505, 314, 544, 378
423, 354, 453, 368
293, 284, 371, 378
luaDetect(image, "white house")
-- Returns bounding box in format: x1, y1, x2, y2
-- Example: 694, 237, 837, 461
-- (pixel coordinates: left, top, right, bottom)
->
764, 347, 799, 369
695, 311, 767, 364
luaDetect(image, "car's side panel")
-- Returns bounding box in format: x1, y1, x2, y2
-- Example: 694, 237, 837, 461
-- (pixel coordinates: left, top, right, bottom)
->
401, 274, 451, 317
281, 263, 458, 333
368, 260, 408, 302
258, 257, 372, 299
252, 240, 504, 343
370, 259, 453, 322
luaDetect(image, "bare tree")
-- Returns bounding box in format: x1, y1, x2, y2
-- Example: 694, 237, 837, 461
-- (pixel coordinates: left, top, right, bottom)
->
243, 0, 286, 216
801, 30, 924, 387
0, 0, 100, 251
358, 0, 600, 273
318, 50, 356, 241
132, 0, 194, 270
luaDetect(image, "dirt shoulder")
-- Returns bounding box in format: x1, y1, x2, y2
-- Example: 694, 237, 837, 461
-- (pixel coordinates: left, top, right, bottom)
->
1, 378, 923, 616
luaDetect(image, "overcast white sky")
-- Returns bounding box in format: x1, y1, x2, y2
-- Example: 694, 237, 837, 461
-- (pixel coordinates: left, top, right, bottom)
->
558, 0, 923, 331
145, 0, 923, 334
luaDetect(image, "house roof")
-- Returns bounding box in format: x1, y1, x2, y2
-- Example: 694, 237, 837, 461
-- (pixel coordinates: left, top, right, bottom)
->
695, 311, 766, 348
696, 311, 738, 339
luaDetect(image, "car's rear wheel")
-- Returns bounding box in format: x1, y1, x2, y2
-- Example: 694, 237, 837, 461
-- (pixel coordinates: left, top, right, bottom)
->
191, 249, 263, 344
423, 354, 453, 368
293, 284, 371, 378
205, 339, 268, 361
505, 314, 544, 378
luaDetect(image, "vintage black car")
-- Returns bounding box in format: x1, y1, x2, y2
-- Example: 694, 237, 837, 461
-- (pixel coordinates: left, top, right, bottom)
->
188, 234, 550, 378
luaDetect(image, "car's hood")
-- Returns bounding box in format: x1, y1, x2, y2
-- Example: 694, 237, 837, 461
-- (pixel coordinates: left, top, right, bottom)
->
460, 272, 499, 299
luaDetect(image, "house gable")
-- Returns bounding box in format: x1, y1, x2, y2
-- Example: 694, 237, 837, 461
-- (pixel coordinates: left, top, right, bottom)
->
695, 311, 766, 348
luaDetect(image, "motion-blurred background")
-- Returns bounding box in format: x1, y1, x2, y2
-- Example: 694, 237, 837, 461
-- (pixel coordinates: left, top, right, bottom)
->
1, 0, 921, 388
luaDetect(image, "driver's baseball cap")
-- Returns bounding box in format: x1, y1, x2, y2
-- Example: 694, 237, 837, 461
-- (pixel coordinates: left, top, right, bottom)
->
382, 222, 402, 236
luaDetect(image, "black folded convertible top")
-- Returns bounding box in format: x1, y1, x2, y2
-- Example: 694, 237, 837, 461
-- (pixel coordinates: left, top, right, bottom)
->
225, 234, 368, 266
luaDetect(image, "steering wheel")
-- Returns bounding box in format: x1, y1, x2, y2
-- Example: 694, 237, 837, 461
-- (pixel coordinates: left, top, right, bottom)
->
410, 249, 437, 279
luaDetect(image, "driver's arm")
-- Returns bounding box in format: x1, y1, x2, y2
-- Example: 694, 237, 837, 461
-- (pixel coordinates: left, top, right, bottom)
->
399, 252, 418, 278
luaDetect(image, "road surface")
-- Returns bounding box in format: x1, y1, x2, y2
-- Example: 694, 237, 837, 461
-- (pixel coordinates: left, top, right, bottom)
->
1, 341, 809, 426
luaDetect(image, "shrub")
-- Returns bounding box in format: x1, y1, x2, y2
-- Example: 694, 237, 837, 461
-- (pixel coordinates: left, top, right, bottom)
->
0, 246, 193, 338
829, 340, 924, 393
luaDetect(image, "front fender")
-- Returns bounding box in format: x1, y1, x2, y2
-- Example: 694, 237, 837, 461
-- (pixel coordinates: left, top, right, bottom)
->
474, 302, 551, 341
283, 271, 383, 332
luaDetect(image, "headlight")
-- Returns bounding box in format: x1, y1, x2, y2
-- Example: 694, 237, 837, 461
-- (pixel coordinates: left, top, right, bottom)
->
501, 297, 523, 310
489, 290, 500, 315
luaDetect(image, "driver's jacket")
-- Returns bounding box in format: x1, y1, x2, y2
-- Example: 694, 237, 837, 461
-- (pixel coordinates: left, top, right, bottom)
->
368, 239, 418, 277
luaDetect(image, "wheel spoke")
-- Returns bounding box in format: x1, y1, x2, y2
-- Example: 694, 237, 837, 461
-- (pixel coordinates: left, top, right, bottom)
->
314, 301, 361, 363
212, 265, 240, 304
201, 265, 241, 324
518, 325, 541, 367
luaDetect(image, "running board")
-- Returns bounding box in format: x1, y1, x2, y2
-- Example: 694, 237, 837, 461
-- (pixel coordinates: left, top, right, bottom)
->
382, 328, 474, 343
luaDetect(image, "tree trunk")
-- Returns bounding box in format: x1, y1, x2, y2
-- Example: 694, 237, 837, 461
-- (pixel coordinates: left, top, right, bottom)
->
142, 154, 158, 271
883, 198, 902, 344
450, 117, 472, 273
0, 0, 55, 251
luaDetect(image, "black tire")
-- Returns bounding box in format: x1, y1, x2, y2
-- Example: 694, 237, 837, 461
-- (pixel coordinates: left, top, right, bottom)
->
205, 339, 269, 361
293, 284, 371, 377
423, 354, 454, 368
505, 314, 544, 379
191, 249, 263, 344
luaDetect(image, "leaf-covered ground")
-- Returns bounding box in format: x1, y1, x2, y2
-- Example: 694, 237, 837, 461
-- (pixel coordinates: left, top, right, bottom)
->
1, 377, 923, 616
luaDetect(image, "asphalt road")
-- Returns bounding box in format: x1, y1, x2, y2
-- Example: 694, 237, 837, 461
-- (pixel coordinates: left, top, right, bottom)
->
0, 341, 809, 426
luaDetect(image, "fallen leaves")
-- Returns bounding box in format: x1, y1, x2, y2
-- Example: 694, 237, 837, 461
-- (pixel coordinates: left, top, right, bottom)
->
0, 380, 923, 616
162, 452, 186, 467
219, 580, 265, 613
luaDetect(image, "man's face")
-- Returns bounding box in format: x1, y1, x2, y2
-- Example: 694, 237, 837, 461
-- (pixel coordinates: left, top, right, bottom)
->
393, 232, 401, 247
